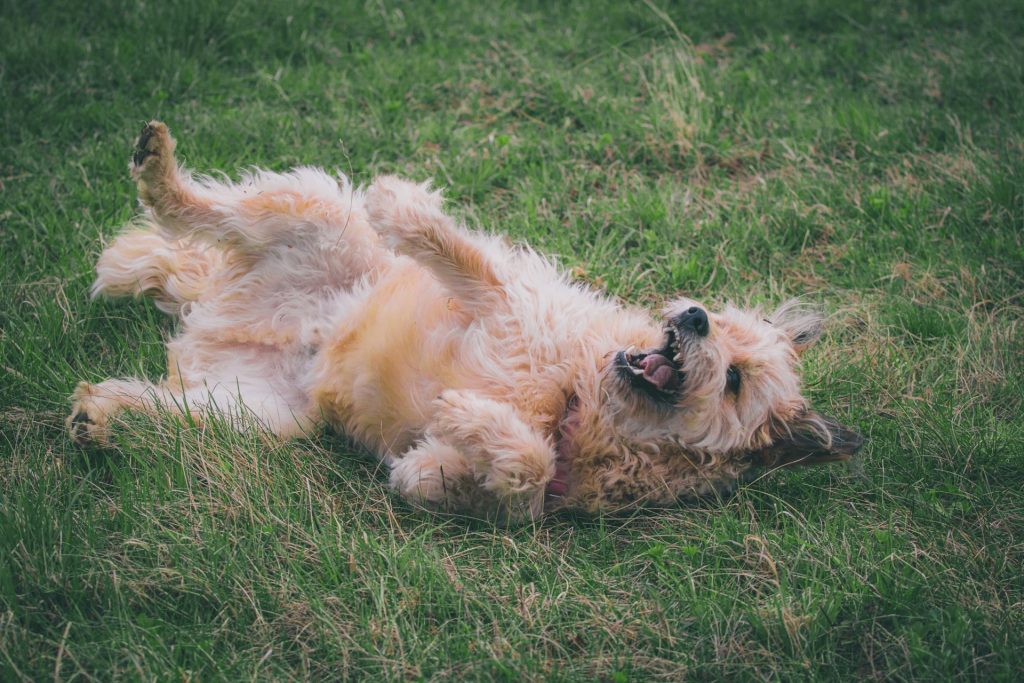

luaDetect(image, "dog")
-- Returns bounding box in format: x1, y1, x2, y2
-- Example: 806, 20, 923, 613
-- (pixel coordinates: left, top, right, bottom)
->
68, 121, 862, 522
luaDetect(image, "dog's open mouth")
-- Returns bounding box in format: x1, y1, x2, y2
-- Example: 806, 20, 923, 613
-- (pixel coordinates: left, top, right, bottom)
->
615, 327, 685, 403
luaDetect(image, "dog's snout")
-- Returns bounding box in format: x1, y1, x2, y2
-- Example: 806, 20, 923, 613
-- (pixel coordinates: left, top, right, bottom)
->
674, 306, 709, 337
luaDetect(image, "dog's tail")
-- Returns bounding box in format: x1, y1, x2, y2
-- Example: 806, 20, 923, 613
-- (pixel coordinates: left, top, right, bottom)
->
92, 221, 221, 317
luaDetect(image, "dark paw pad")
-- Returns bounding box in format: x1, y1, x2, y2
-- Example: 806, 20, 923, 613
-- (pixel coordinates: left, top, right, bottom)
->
133, 124, 157, 166
69, 410, 93, 439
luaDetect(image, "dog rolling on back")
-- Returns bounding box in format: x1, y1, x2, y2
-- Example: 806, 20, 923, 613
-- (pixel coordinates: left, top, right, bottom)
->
69, 122, 862, 522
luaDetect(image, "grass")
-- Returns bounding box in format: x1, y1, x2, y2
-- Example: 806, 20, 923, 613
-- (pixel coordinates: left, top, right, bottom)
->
2, 0, 1023, 679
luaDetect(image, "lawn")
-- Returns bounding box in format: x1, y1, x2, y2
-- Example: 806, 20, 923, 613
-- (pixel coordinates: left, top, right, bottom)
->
2, 0, 1023, 679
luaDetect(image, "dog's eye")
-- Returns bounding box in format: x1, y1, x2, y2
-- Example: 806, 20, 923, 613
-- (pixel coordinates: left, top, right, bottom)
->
726, 366, 741, 394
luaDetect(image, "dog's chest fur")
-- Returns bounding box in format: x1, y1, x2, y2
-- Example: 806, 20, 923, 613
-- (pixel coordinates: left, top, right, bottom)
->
309, 255, 602, 459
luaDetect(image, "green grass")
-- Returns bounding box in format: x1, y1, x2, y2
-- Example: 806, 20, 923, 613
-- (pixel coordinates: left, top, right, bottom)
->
2, 0, 1023, 679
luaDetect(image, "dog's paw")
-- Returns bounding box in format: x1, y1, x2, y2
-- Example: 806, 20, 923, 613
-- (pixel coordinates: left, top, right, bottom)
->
432, 390, 555, 497
364, 175, 444, 247
66, 382, 116, 445
389, 437, 470, 508
129, 120, 176, 182
431, 390, 485, 441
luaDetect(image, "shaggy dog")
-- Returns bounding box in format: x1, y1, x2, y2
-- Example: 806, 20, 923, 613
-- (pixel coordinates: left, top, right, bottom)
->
68, 122, 862, 522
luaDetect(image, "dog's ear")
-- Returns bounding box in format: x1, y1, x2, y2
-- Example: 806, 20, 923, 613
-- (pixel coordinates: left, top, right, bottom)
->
768, 299, 824, 353
754, 411, 863, 468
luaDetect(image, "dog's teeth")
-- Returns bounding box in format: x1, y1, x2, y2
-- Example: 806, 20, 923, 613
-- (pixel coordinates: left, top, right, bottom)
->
630, 366, 643, 375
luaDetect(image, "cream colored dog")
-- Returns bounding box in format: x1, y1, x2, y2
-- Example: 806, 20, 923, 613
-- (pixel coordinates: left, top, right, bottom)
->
68, 122, 862, 522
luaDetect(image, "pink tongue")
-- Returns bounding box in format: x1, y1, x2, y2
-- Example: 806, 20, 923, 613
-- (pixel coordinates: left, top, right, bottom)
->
640, 354, 679, 391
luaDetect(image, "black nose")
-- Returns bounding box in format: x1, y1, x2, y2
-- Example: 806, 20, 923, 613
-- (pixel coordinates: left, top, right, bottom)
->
674, 306, 709, 337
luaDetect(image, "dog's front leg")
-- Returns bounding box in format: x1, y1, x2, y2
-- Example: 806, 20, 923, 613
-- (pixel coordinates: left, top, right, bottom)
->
389, 435, 473, 508
364, 175, 505, 315
389, 390, 556, 520
430, 390, 556, 506
389, 429, 546, 522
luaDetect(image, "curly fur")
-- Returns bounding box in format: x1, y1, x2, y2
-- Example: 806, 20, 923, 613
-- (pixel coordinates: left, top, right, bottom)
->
68, 122, 862, 522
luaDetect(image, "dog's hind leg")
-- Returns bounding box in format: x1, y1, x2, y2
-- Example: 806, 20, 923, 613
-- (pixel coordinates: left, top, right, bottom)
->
129, 121, 220, 238
67, 378, 175, 444
364, 175, 505, 314
91, 222, 218, 316
68, 341, 318, 445
67, 375, 317, 445
129, 121, 381, 263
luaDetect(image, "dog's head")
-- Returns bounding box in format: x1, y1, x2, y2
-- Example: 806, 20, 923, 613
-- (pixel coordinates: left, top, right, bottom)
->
558, 299, 862, 511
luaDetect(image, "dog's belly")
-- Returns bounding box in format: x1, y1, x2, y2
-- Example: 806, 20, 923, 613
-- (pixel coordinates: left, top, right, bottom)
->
309, 261, 481, 457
